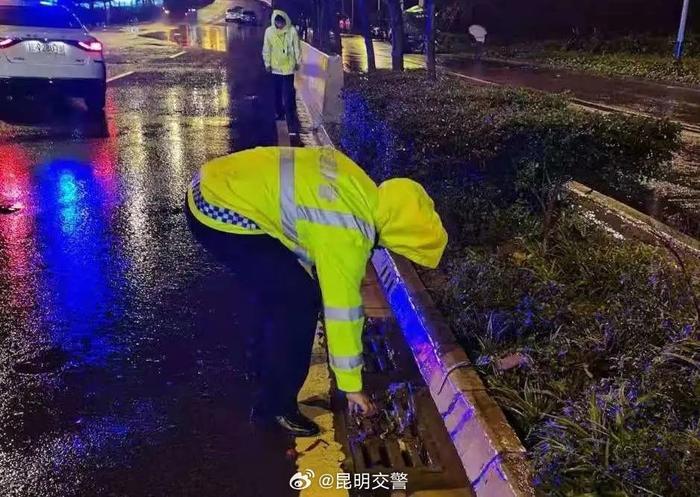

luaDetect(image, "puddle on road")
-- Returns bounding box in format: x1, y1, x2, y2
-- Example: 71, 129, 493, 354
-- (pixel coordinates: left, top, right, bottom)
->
140, 23, 262, 54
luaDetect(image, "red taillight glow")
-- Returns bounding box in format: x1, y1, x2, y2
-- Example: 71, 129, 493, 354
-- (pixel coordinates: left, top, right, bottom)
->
0, 37, 17, 48
78, 40, 103, 52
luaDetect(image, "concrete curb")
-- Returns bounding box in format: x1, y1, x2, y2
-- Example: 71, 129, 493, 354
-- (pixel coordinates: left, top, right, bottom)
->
371, 250, 536, 497
568, 181, 700, 259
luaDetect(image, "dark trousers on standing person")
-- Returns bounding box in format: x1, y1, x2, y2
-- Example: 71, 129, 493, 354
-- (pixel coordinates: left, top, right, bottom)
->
272, 73, 298, 132
185, 202, 322, 417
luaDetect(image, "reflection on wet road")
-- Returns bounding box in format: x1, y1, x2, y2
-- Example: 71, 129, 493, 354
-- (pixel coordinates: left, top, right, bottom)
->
342, 35, 425, 73
0, 2, 302, 495
168, 23, 230, 52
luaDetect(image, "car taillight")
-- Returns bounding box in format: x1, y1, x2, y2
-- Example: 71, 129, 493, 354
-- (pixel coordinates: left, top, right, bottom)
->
0, 37, 18, 48
78, 39, 103, 52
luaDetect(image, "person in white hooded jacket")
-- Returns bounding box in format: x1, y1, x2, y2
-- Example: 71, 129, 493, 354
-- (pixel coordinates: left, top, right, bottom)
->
262, 9, 301, 130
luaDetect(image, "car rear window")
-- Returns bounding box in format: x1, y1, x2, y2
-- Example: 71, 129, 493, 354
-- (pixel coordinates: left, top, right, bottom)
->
0, 6, 82, 29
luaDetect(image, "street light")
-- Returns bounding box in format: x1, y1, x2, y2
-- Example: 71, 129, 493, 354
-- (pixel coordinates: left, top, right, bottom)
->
674, 0, 691, 61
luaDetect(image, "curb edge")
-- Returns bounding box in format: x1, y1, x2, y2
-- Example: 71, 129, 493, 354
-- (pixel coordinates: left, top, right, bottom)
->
568, 180, 700, 259
371, 250, 537, 497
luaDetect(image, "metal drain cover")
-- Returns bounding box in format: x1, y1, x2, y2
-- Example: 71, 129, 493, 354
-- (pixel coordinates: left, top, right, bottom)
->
333, 318, 470, 495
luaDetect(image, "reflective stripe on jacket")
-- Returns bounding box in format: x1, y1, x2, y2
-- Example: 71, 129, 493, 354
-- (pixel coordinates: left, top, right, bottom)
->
262, 9, 301, 76
187, 146, 378, 392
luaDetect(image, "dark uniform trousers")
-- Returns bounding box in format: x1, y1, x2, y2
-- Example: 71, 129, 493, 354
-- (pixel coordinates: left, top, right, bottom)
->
186, 202, 322, 416
272, 73, 298, 128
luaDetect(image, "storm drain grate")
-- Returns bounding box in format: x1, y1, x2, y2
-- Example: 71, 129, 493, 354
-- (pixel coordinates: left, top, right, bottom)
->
348, 382, 441, 473
334, 315, 469, 493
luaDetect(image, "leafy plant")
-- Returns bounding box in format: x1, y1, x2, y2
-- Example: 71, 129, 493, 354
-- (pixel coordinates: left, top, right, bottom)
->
338, 72, 697, 496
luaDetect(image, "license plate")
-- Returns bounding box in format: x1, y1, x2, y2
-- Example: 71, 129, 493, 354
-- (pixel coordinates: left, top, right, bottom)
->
26, 41, 66, 56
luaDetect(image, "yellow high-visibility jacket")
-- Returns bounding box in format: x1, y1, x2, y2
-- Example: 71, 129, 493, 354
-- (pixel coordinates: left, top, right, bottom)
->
262, 9, 301, 76
187, 147, 377, 392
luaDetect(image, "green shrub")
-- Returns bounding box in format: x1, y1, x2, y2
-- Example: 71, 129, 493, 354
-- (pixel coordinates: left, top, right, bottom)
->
341, 71, 680, 245
338, 70, 698, 496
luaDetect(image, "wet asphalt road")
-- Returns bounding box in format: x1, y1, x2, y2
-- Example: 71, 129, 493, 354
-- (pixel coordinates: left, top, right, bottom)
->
0, 3, 308, 496
439, 57, 700, 129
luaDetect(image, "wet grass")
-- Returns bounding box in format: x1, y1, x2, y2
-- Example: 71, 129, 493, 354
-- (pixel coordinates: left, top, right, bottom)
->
339, 70, 699, 496
481, 40, 700, 87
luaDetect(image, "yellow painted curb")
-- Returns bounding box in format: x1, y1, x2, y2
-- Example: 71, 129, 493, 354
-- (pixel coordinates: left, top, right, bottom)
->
295, 325, 349, 497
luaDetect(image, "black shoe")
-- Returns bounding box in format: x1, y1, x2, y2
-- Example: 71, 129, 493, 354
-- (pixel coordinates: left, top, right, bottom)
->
273, 409, 320, 437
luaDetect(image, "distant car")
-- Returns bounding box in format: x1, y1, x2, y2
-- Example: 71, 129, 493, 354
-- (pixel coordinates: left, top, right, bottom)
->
240, 9, 256, 25
225, 6, 243, 22
0, 0, 106, 111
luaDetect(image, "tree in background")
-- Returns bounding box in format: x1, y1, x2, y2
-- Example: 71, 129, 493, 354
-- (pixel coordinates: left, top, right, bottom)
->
307, 0, 338, 55
357, 0, 376, 71
437, 0, 698, 41
384, 0, 404, 71
331, 0, 342, 55
425, 0, 436, 79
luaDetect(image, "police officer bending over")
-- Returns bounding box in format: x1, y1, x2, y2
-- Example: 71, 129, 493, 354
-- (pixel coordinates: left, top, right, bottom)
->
186, 146, 447, 436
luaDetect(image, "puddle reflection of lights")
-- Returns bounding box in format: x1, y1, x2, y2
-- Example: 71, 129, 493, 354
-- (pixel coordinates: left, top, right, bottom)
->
36, 160, 123, 366
0, 143, 35, 313
120, 102, 149, 242
165, 87, 185, 196
58, 169, 79, 204
58, 169, 80, 234
169, 24, 229, 52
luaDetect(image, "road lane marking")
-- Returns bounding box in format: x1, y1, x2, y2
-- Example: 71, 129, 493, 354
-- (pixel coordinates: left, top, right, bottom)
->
106, 71, 136, 84
448, 71, 500, 87
168, 50, 187, 59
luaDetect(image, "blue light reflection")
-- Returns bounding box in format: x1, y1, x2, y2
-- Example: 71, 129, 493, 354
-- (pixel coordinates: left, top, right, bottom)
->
35, 160, 124, 367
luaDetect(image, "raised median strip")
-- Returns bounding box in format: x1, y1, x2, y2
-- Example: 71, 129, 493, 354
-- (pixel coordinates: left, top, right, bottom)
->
371, 249, 536, 497
295, 56, 536, 496
302, 42, 698, 497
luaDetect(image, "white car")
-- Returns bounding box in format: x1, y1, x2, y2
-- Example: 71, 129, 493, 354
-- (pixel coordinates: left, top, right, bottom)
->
0, 1, 106, 111
225, 6, 243, 22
